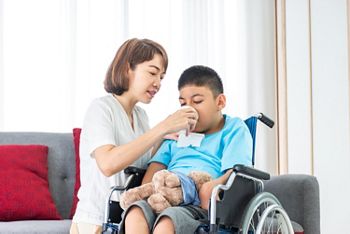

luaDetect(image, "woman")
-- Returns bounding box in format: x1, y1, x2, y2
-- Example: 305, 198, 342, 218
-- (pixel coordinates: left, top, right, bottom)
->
70, 38, 198, 233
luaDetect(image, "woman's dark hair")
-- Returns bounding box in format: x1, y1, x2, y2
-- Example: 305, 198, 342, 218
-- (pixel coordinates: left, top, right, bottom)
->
178, 65, 224, 97
104, 38, 168, 95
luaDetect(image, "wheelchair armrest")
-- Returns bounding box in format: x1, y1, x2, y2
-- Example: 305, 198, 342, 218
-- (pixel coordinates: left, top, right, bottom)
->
109, 176, 136, 191
233, 164, 270, 180
124, 166, 146, 176
103, 166, 146, 226
121, 166, 146, 190
108, 167, 146, 192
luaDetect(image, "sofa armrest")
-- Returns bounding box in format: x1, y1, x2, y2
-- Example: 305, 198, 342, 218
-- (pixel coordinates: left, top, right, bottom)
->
264, 174, 320, 234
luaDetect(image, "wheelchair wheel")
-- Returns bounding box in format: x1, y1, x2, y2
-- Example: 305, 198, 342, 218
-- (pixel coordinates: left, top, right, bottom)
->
240, 192, 294, 234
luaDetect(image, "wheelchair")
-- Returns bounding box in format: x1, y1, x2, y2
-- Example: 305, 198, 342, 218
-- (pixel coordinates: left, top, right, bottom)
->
101, 113, 295, 234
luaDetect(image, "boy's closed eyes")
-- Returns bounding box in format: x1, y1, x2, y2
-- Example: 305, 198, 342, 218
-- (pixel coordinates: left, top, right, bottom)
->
179, 94, 205, 106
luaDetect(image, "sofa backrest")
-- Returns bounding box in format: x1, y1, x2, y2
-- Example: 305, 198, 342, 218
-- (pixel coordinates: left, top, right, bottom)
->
0, 132, 75, 219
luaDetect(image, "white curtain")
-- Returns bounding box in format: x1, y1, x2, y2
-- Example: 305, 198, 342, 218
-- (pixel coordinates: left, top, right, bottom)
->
0, 0, 276, 172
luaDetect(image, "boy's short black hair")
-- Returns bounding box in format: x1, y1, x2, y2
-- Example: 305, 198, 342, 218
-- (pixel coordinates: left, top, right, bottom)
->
178, 65, 224, 97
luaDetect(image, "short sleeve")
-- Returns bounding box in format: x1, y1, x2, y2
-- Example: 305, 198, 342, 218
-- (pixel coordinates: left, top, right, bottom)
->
221, 118, 253, 172
148, 140, 173, 167
82, 99, 116, 156
134, 106, 150, 132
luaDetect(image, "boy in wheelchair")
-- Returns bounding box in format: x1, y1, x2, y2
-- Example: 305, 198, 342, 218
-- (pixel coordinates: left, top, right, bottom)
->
118, 65, 254, 234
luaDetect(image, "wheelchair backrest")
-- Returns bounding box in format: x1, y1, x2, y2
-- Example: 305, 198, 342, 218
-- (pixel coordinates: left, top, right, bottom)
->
244, 113, 275, 166
244, 116, 258, 166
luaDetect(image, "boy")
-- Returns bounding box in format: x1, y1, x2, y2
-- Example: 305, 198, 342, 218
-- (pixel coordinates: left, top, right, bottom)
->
120, 65, 253, 234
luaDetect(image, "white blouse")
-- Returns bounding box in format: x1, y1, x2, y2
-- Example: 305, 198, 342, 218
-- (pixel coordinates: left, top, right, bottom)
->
73, 94, 151, 225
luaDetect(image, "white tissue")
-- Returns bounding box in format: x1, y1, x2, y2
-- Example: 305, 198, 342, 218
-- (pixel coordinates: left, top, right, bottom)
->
176, 130, 205, 147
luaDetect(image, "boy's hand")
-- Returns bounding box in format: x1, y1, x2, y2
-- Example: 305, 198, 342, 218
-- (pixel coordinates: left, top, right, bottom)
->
198, 170, 233, 210
198, 181, 215, 210
180, 106, 199, 134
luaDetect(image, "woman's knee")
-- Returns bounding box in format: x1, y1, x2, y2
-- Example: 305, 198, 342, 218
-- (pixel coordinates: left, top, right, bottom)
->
69, 222, 101, 234
69, 222, 78, 234
153, 216, 175, 234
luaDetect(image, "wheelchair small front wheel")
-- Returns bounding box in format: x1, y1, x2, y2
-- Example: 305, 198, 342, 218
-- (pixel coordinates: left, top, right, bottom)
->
240, 192, 293, 234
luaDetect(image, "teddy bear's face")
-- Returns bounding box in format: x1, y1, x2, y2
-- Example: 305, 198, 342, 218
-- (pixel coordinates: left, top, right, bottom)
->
152, 170, 181, 190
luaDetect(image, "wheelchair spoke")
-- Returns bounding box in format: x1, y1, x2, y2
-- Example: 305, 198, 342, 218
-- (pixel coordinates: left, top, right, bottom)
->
240, 192, 294, 234
267, 210, 277, 233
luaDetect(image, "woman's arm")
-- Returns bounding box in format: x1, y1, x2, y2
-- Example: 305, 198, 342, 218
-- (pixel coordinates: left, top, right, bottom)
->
198, 169, 233, 210
151, 139, 164, 156
94, 108, 197, 177
94, 127, 164, 177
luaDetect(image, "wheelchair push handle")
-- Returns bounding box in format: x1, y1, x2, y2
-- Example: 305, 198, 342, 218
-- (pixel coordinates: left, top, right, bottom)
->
257, 113, 274, 128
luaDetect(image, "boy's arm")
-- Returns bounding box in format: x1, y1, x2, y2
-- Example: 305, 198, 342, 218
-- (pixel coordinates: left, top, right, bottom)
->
141, 162, 166, 184
198, 169, 233, 210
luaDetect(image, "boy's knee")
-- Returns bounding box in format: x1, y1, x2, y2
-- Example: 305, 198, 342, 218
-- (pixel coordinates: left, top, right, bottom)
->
153, 216, 175, 234
125, 206, 146, 224
124, 206, 149, 233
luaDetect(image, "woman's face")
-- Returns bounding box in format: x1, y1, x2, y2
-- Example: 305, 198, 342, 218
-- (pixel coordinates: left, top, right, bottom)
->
128, 54, 166, 104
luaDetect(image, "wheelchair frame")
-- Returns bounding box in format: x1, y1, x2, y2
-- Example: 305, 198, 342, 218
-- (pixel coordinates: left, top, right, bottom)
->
207, 165, 294, 234
101, 113, 294, 234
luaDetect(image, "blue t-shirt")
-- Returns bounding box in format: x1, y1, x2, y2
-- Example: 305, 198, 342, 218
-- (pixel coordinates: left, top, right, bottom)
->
149, 115, 253, 179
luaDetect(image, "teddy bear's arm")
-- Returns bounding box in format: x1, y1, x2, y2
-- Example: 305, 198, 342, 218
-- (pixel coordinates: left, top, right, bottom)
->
120, 182, 155, 209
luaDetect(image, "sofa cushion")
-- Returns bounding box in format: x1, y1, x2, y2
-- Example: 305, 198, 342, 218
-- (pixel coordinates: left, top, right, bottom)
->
0, 132, 76, 219
0, 145, 61, 221
0, 219, 71, 234
70, 128, 82, 218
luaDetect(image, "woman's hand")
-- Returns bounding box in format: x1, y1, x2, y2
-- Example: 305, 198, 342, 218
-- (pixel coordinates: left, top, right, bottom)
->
157, 106, 198, 136
163, 132, 180, 141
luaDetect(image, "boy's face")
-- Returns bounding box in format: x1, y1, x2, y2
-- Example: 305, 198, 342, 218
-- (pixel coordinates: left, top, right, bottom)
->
179, 85, 226, 134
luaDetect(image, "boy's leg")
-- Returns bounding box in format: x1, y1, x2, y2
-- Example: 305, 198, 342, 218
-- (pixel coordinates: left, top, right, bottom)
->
119, 200, 156, 234
153, 216, 175, 234
125, 206, 149, 233
153, 205, 207, 234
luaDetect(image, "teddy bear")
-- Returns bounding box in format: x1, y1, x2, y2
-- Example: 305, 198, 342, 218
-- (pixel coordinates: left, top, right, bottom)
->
120, 169, 212, 213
